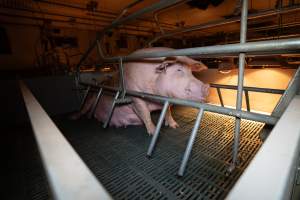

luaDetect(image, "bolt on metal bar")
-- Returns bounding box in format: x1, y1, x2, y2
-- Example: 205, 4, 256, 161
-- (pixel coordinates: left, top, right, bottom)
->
210, 83, 285, 94
178, 108, 205, 176
231, 0, 248, 171
89, 88, 103, 118
79, 85, 91, 111
103, 91, 120, 128
245, 90, 251, 111
79, 81, 278, 125
216, 87, 224, 107
147, 101, 170, 157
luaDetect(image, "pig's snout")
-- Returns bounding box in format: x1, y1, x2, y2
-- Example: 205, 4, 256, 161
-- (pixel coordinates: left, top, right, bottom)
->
188, 81, 209, 103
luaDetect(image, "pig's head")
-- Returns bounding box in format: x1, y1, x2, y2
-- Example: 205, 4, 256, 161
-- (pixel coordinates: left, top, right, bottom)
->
155, 59, 209, 103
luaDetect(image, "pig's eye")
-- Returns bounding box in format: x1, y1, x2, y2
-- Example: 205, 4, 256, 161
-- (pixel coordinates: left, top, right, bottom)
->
177, 68, 182, 72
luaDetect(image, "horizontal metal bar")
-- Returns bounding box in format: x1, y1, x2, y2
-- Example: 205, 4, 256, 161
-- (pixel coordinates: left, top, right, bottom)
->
105, 38, 300, 62
19, 81, 112, 200
79, 82, 278, 125
210, 83, 285, 94
149, 6, 300, 44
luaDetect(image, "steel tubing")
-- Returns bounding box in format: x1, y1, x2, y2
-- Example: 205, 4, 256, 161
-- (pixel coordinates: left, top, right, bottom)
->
105, 38, 300, 62
76, 0, 184, 77
149, 6, 300, 44
178, 108, 205, 176
232, 0, 248, 169
210, 84, 285, 94
79, 82, 278, 125
147, 101, 170, 157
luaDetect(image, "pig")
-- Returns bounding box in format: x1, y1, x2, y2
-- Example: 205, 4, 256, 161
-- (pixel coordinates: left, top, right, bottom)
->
72, 47, 209, 134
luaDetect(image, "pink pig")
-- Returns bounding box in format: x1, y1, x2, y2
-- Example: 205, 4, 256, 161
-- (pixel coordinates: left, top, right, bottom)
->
72, 47, 209, 134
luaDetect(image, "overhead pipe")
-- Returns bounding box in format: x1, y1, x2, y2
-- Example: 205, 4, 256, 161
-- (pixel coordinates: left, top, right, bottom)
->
153, 0, 190, 34
35, 0, 177, 28
76, 0, 186, 77
148, 5, 300, 45
0, 12, 157, 35
0, 5, 168, 33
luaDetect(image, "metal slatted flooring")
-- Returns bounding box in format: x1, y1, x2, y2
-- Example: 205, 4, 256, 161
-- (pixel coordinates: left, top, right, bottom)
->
22, 108, 265, 200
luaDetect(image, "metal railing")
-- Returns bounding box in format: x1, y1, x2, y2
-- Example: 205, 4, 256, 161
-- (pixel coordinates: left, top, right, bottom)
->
20, 81, 112, 200
76, 0, 300, 177
210, 83, 285, 112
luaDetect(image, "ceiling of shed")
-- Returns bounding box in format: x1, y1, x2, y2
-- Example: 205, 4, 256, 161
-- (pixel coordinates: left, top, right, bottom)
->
0, 0, 299, 46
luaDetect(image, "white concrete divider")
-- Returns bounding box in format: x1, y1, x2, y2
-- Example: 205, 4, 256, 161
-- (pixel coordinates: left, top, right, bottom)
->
20, 80, 112, 200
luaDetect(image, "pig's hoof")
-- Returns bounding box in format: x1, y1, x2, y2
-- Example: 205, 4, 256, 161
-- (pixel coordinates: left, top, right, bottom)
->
147, 124, 156, 135
166, 120, 179, 129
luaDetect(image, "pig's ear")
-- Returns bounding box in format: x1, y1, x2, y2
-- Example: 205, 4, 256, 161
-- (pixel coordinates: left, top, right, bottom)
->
156, 57, 177, 73
189, 62, 208, 72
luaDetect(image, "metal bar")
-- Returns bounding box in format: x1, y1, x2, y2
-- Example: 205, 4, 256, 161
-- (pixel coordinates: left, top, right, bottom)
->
119, 58, 126, 99
210, 83, 285, 94
147, 101, 170, 157
19, 81, 112, 200
148, 6, 300, 44
106, 38, 300, 62
80, 81, 278, 125
79, 85, 91, 111
231, 0, 248, 171
103, 91, 120, 128
178, 108, 205, 176
226, 95, 300, 200
216, 87, 224, 107
245, 90, 251, 112
272, 67, 300, 117
76, 0, 183, 75
89, 88, 103, 118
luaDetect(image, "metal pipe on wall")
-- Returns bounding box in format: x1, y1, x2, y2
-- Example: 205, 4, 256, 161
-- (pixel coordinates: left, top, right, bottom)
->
148, 6, 300, 45
36, 0, 177, 28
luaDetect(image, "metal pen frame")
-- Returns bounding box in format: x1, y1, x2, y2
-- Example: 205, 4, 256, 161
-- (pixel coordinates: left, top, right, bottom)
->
76, 0, 300, 176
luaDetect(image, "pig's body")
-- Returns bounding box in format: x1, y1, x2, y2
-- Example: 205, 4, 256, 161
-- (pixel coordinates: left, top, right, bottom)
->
73, 47, 209, 134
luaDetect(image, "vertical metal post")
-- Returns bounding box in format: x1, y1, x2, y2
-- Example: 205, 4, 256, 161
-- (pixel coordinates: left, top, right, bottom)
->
119, 58, 126, 99
178, 108, 205, 176
88, 88, 103, 118
147, 101, 170, 157
216, 87, 224, 107
103, 91, 120, 128
79, 85, 91, 111
245, 90, 250, 111
230, 0, 248, 172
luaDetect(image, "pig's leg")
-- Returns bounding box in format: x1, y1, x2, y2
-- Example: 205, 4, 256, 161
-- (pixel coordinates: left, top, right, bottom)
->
70, 94, 95, 120
165, 106, 179, 129
132, 98, 156, 135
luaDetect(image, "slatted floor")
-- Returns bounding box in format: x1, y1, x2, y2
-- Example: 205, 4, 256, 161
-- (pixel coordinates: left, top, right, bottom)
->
21, 107, 265, 200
